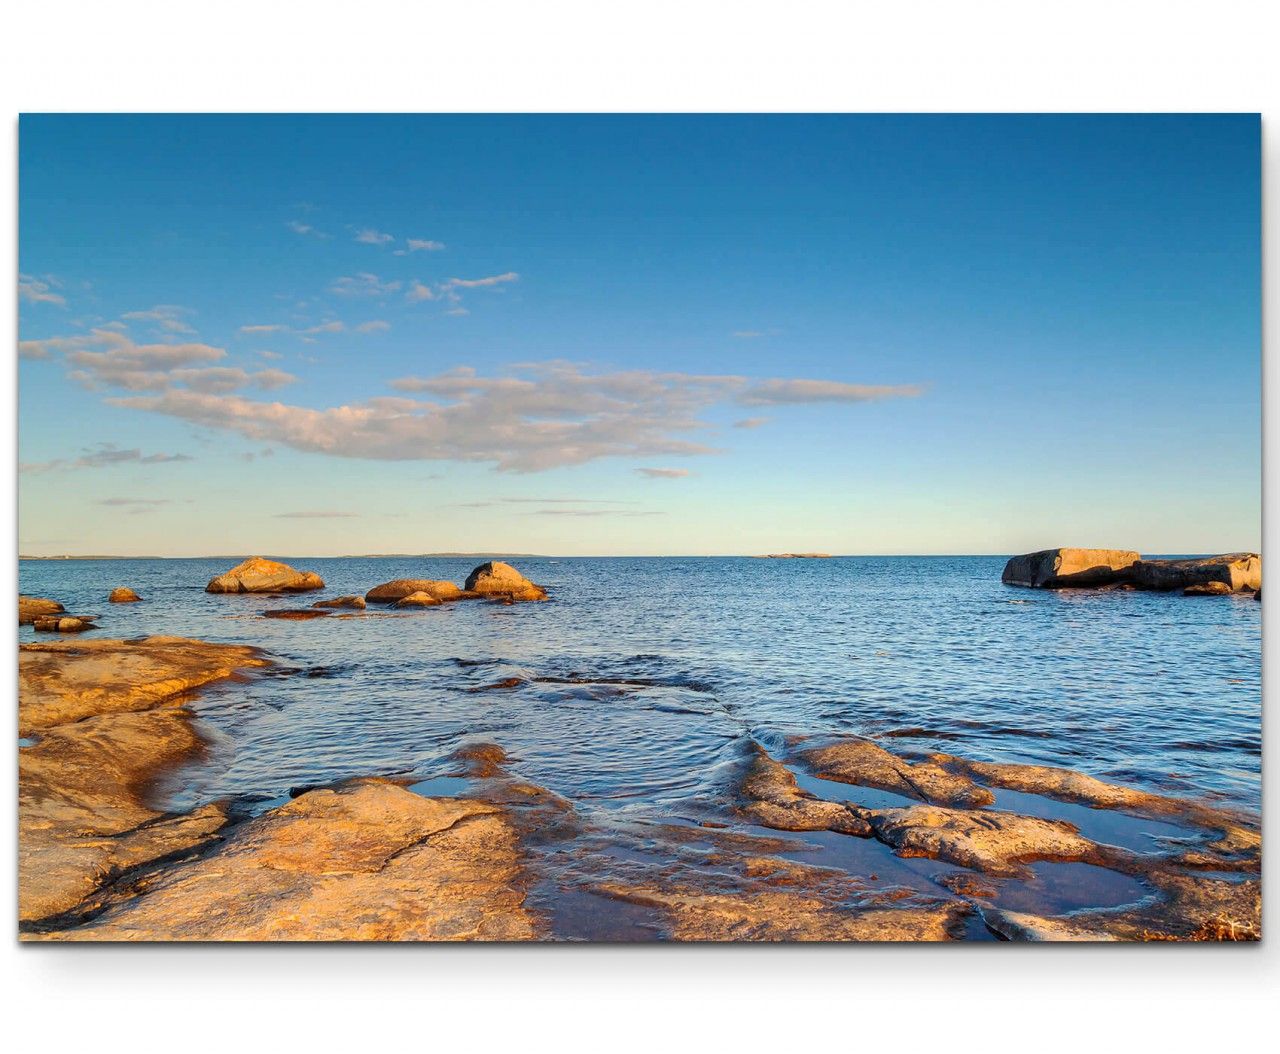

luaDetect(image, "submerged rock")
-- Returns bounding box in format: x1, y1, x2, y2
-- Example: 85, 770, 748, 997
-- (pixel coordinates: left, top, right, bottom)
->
463, 561, 548, 601
205, 557, 325, 594
19, 595, 64, 625
261, 608, 330, 620
365, 579, 464, 603
312, 595, 367, 609
393, 590, 443, 608
597, 882, 967, 941
799, 737, 995, 808
40, 780, 539, 941
1002, 548, 1140, 589
108, 587, 142, 603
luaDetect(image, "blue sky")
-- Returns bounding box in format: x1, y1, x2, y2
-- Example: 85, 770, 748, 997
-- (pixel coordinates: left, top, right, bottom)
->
18, 114, 1259, 556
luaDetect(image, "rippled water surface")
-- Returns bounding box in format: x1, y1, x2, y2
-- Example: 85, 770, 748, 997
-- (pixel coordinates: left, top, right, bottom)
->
19, 556, 1262, 819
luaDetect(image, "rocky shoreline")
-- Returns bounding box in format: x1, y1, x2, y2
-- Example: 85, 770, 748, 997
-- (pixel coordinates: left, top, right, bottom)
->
18, 589, 1261, 940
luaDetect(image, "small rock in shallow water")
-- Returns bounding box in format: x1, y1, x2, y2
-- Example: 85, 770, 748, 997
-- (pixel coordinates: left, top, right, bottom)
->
365, 579, 463, 603
311, 595, 366, 609
393, 591, 443, 608
108, 587, 142, 603
33, 616, 96, 633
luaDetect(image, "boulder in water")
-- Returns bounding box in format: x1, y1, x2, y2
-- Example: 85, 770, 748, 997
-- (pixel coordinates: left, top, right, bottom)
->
108, 588, 142, 603
19, 596, 64, 625
365, 579, 464, 603
33, 615, 97, 633
1128, 553, 1260, 594
205, 557, 325, 594
261, 609, 330, 620
463, 561, 547, 601
1002, 548, 1140, 589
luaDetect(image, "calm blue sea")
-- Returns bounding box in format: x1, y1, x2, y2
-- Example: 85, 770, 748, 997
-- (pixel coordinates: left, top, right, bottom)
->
18, 556, 1262, 818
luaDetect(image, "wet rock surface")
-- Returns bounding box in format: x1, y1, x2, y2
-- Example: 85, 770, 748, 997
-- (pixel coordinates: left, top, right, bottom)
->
206, 557, 325, 594
799, 737, 995, 808
393, 590, 444, 608
108, 587, 142, 603
261, 608, 331, 620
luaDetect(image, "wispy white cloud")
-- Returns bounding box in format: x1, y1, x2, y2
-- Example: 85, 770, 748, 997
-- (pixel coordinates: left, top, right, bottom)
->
330, 273, 402, 298
636, 467, 692, 479
301, 320, 345, 335
405, 280, 435, 303
19, 274, 66, 306
26, 328, 297, 396
288, 220, 329, 238
240, 324, 288, 334
273, 511, 358, 519
355, 320, 391, 333
97, 497, 171, 507
354, 227, 395, 245
739, 379, 924, 405
445, 272, 519, 289
733, 416, 770, 429
122, 305, 195, 334
20, 444, 194, 473
405, 238, 445, 252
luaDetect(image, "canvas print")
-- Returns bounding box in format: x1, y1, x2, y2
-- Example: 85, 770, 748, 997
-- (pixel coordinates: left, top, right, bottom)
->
17, 114, 1260, 942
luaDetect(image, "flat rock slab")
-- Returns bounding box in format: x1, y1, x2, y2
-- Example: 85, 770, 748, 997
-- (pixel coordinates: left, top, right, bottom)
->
800, 738, 994, 808
19, 636, 269, 733
736, 745, 870, 836
41, 781, 539, 941
20, 706, 229, 923
866, 803, 1100, 878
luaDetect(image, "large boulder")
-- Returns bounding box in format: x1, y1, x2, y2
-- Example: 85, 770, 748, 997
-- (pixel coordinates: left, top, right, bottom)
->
205, 557, 325, 594
463, 561, 547, 601
365, 579, 464, 603
108, 587, 142, 603
19, 596, 64, 625
1002, 548, 1140, 589
1127, 553, 1260, 594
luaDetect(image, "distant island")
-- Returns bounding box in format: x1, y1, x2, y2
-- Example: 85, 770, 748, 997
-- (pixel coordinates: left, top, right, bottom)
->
753, 553, 833, 559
